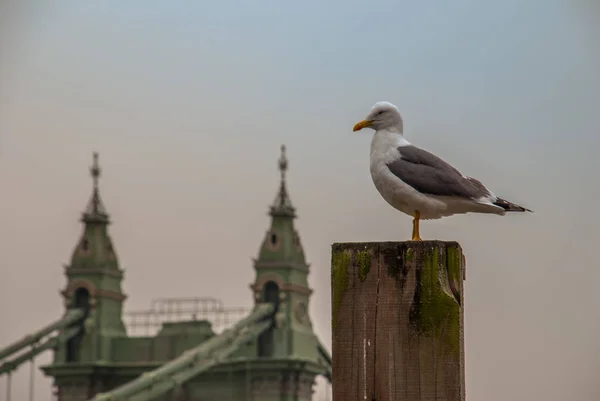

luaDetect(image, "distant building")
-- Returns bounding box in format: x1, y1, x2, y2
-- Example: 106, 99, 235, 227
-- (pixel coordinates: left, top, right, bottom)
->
0, 147, 331, 401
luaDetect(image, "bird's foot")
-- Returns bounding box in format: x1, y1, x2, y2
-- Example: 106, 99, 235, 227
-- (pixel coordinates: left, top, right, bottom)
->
411, 211, 422, 241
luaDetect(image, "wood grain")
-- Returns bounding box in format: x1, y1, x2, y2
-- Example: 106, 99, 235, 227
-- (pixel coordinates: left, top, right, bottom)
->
331, 241, 466, 401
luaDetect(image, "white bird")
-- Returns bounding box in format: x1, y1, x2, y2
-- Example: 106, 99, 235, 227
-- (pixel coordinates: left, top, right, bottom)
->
353, 101, 532, 241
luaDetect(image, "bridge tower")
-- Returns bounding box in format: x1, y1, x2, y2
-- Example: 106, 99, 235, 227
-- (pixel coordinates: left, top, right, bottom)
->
248, 145, 325, 400
42, 153, 128, 400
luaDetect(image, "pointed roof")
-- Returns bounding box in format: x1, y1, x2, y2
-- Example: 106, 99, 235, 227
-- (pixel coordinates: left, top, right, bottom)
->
68, 152, 119, 270
269, 145, 296, 218
82, 152, 110, 225
255, 145, 306, 266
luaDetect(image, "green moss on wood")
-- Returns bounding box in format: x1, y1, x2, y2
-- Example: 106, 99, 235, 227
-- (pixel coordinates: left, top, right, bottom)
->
356, 250, 371, 282
331, 249, 352, 331
413, 247, 461, 357
446, 246, 462, 286
405, 247, 414, 262
446, 245, 463, 305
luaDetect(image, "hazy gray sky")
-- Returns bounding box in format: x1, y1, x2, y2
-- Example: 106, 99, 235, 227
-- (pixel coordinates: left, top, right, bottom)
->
1, 1, 599, 400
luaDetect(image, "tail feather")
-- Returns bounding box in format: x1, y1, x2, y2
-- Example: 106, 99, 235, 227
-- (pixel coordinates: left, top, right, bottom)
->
493, 197, 532, 213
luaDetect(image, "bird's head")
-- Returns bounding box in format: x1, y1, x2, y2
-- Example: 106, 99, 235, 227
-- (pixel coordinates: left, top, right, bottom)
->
353, 101, 404, 133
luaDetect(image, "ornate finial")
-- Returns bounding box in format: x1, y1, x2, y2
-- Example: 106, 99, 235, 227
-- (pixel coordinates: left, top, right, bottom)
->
82, 152, 109, 223
278, 145, 288, 180
270, 145, 295, 217
90, 152, 101, 190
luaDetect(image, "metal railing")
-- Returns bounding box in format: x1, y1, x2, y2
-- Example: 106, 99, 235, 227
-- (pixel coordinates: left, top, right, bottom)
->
124, 297, 251, 336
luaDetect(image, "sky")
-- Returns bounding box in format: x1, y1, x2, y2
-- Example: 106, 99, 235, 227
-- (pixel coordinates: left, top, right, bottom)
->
1, 1, 600, 400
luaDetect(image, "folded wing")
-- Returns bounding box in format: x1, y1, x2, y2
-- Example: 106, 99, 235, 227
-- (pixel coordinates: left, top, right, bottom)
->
386, 145, 492, 200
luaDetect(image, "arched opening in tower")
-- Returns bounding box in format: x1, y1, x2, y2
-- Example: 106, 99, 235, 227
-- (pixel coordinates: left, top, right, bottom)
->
74, 287, 91, 311
262, 281, 280, 311
66, 287, 90, 362
258, 281, 280, 357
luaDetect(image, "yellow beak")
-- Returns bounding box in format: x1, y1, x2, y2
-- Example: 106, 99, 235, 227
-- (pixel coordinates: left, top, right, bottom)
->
353, 120, 372, 132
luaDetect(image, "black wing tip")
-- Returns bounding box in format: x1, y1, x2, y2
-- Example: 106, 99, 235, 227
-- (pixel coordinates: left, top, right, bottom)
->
494, 197, 533, 213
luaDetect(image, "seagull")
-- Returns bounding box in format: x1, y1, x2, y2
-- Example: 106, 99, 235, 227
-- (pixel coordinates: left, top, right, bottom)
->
353, 101, 531, 241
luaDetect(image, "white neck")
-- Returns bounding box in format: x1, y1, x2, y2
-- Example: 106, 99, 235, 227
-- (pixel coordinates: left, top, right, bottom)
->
370, 128, 411, 162
374, 128, 411, 146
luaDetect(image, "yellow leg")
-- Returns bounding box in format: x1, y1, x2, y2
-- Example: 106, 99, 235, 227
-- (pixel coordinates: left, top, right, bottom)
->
411, 211, 422, 241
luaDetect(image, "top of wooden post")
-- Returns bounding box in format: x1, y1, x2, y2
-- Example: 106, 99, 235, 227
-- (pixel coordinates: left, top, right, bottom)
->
330, 240, 466, 401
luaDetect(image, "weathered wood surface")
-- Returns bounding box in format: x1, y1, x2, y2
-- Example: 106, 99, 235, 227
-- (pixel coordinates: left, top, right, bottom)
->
331, 241, 466, 401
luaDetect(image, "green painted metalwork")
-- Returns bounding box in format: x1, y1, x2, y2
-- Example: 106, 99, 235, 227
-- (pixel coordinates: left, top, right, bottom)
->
2, 149, 333, 401
89, 304, 274, 401
316, 341, 333, 383
125, 321, 273, 401
250, 145, 331, 379
0, 308, 84, 363
0, 325, 81, 375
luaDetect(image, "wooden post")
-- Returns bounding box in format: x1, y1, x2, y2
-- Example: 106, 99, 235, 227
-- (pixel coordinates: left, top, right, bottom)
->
331, 241, 466, 401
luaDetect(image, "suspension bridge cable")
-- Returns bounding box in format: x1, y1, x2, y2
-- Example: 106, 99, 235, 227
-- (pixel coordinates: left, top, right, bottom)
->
29, 352, 35, 401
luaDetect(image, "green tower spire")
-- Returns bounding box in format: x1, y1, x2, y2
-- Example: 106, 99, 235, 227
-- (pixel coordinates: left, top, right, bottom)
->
69, 152, 119, 270
42, 153, 129, 397
270, 144, 296, 218
251, 145, 316, 358
58, 153, 126, 362
255, 145, 306, 266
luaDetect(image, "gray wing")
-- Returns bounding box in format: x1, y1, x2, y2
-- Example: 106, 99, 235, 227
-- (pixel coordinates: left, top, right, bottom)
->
386, 145, 491, 199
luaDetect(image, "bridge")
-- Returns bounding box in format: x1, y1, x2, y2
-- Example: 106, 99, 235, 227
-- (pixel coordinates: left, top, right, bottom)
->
0, 148, 331, 401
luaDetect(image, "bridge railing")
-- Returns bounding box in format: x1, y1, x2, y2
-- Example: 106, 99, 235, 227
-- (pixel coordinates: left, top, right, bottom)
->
123, 296, 251, 336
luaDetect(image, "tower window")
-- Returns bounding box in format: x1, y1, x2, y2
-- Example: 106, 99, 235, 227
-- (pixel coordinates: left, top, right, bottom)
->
266, 230, 280, 251
81, 239, 89, 251
73, 287, 91, 311
263, 281, 280, 309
